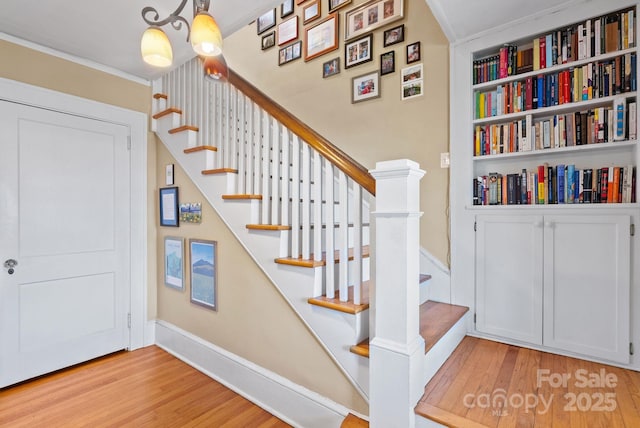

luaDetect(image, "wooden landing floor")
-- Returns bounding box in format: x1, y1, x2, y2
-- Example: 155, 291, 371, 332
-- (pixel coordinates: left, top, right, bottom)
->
416, 336, 640, 428
0, 346, 290, 428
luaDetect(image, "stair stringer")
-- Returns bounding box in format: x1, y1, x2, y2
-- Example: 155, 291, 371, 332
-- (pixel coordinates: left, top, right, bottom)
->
155, 117, 371, 402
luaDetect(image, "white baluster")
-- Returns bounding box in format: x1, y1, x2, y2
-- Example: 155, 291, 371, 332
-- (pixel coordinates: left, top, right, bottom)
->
245, 100, 254, 195
215, 83, 223, 167
338, 171, 349, 301
352, 183, 363, 305
290, 135, 301, 258
281, 129, 290, 229
271, 119, 281, 225
324, 159, 335, 299
301, 144, 311, 260
261, 113, 271, 224
313, 151, 322, 263
237, 92, 246, 193
252, 104, 261, 195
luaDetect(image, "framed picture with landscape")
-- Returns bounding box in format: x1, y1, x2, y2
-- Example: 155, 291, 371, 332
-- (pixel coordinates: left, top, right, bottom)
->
189, 239, 217, 311
164, 236, 184, 290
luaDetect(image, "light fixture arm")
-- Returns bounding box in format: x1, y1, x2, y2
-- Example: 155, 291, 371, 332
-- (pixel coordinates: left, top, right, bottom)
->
141, 0, 210, 42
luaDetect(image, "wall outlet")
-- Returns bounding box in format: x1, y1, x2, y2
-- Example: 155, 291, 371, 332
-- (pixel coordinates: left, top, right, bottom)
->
440, 152, 450, 168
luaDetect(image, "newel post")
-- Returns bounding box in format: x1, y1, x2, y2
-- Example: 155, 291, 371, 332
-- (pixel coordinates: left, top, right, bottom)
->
369, 159, 425, 428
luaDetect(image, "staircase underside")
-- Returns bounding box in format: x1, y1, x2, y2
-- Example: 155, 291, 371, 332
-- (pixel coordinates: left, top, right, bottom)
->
416, 336, 640, 427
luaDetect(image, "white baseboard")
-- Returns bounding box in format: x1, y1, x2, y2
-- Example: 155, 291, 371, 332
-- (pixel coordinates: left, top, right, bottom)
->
419, 248, 451, 304
154, 320, 363, 428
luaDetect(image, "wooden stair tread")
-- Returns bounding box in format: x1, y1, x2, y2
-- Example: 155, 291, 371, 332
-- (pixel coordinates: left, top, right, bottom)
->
203, 168, 237, 175
152, 107, 181, 119
308, 282, 370, 314
184, 145, 218, 154
420, 273, 432, 283
153, 93, 168, 100
350, 300, 469, 358
169, 125, 198, 134
275, 245, 370, 268
221, 194, 262, 200
246, 224, 291, 231
415, 403, 490, 428
341, 413, 368, 427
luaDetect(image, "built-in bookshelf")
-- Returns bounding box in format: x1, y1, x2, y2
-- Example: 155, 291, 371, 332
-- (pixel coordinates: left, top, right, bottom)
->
471, 6, 638, 206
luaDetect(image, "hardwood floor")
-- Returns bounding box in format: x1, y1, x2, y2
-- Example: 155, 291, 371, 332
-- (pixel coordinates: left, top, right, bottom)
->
0, 346, 290, 427
417, 336, 640, 428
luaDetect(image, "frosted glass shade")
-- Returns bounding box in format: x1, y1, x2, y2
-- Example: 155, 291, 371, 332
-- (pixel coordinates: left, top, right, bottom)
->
191, 12, 223, 57
203, 54, 228, 82
141, 27, 173, 67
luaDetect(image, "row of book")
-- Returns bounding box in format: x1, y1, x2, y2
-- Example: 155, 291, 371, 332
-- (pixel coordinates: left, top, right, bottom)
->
473, 100, 637, 156
475, 53, 636, 119
473, 164, 637, 205
473, 8, 635, 84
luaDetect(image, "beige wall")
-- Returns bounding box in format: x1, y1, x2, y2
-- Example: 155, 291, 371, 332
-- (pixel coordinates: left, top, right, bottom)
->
224, 0, 451, 264
154, 142, 368, 413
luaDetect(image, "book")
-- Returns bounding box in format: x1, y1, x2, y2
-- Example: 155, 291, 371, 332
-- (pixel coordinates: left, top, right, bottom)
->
613, 97, 627, 140
567, 164, 576, 203
557, 164, 565, 203
583, 168, 593, 202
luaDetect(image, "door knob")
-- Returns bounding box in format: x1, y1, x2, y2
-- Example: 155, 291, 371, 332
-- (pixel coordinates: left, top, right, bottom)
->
4, 259, 17, 275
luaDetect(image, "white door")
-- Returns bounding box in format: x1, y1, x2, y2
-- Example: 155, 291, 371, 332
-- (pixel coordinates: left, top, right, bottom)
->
0, 100, 131, 387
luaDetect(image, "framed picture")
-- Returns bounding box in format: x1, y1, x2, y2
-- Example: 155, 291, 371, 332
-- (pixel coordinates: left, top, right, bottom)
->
257, 9, 276, 35
402, 80, 423, 100
380, 51, 395, 75
164, 236, 184, 290
165, 164, 174, 185
383, 24, 404, 47
406, 41, 421, 63
401, 63, 423, 83
304, 13, 339, 62
189, 239, 217, 310
351, 71, 380, 103
345, 0, 404, 41
345, 33, 373, 69
279, 40, 303, 65
323, 57, 340, 78
303, 0, 321, 24
328, 0, 352, 13
281, 0, 294, 18
262, 31, 276, 50
278, 15, 299, 45
180, 202, 202, 223
159, 187, 179, 227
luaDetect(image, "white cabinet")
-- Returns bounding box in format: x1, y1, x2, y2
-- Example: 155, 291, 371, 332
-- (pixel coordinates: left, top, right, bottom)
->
475, 213, 630, 363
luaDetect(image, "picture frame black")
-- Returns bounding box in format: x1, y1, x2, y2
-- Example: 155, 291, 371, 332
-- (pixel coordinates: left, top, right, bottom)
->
261, 31, 276, 50
322, 57, 341, 78
380, 51, 395, 75
345, 33, 373, 69
406, 41, 421, 64
257, 8, 276, 35
281, 0, 294, 18
159, 187, 179, 227
383, 24, 404, 47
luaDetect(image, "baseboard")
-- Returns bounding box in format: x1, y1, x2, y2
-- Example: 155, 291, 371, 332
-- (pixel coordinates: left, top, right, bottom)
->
154, 320, 362, 428
419, 248, 451, 304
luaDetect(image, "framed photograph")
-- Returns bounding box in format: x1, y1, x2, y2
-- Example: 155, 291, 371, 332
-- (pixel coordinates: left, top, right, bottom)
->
406, 41, 421, 63
159, 187, 179, 227
189, 239, 217, 310
164, 236, 184, 290
278, 15, 299, 46
165, 163, 174, 185
351, 71, 380, 103
281, 0, 294, 18
345, 0, 404, 41
402, 80, 423, 100
279, 40, 303, 65
304, 13, 339, 62
401, 63, 423, 82
303, 0, 321, 24
257, 9, 276, 35
383, 24, 404, 47
323, 57, 340, 78
380, 51, 395, 75
180, 202, 202, 223
262, 31, 276, 50
345, 33, 373, 69
328, 0, 352, 13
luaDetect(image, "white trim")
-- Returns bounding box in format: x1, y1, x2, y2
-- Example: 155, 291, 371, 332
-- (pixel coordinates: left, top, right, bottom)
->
154, 320, 364, 428
419, 248, 451, 304
422, 0, 456, 43
0, 33, 151, 86
0, 77, 149, 351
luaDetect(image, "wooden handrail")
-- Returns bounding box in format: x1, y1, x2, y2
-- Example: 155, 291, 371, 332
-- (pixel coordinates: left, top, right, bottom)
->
228, 69, 376, 196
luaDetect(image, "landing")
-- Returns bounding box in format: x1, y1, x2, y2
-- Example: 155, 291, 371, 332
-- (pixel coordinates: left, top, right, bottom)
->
416, 336, 640, 427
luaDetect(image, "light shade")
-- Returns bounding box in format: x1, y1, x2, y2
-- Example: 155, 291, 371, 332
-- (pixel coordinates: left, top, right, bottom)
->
190, 12, 223, 57
141, 27, 173, 67
203, 54, 228, 82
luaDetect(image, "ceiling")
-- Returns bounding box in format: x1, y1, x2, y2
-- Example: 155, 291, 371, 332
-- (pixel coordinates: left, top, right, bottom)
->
0, 0, 574, 83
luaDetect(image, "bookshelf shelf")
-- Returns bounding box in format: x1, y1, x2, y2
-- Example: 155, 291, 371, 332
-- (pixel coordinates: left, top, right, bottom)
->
473, 139, 637, 161
466, 202, 639, 211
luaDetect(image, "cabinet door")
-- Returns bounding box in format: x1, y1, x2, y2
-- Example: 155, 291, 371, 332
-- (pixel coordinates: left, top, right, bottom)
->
543, 215, 630, 363
475, 215, 543, 345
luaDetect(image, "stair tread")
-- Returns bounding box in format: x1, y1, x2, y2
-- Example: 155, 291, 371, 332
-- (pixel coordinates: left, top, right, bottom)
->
221, 194, 262, 200
185, 145, 217, 154
246, 224, 291, 231
153, 93, 168, 100
169, 125, 198, 134
415, 403, 490, 428
275, 245, 370, 267
341, 413, 369, 427
350, 300, 469, 358
308, 282, 370, 314
152, 107, 181, 119
203, 168, 237, 175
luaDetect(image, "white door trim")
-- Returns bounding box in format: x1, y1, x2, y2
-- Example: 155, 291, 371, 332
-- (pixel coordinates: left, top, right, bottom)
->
0, 77, 149, 350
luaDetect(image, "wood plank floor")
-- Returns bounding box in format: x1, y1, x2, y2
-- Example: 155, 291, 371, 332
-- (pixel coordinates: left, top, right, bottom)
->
417, 336, 640, 428
0, 346, 290, 427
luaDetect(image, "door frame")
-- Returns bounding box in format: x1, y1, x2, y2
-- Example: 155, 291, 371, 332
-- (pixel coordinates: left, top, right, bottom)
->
0, 77, 149, 350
